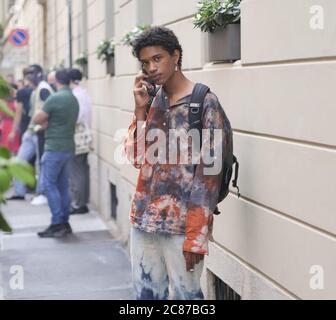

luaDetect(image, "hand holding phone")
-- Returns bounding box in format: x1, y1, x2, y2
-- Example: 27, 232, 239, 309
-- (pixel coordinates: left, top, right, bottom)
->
134, 72, 155, 119
142, 69, 157, 97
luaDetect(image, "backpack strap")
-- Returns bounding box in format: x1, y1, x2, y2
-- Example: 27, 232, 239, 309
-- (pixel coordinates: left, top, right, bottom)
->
189, 83, 210, 145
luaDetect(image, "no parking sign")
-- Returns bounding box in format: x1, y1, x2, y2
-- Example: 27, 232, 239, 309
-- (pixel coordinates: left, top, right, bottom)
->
8, 29, 29, 48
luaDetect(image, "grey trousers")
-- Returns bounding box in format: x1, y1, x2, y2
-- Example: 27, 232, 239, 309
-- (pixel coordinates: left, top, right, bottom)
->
69, 153, 90, 208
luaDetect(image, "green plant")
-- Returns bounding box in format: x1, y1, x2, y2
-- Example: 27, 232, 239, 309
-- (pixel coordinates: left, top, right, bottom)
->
97, 39, 115, 62
75, 52, 88, 66
0, 77, 36, 231
0, 76, 14, 117
0, 148, 36, 233
0, 75, 11, 99
0, 99, 14, 118
120, 25, 151, 46
193, 0, 241, 33
0, 23, 4, 39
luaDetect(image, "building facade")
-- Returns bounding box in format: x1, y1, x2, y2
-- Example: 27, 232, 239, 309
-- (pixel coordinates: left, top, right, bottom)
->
1, 0, 335, 299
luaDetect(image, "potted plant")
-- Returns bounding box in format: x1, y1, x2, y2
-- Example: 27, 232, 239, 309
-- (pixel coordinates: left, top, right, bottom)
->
97, 39, 116, 76
75, 52, 89, 78
193, 0, 241, 62
120, 24, 151, 46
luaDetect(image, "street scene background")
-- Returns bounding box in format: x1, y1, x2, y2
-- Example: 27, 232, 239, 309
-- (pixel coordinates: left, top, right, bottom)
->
0, 0, 335, 300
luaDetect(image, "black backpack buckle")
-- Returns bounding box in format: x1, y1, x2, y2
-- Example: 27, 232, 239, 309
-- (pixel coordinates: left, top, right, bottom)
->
190, 103, 201, 114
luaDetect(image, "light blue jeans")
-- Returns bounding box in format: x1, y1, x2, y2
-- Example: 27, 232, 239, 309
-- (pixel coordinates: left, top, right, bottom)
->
14, 132, 43, 196
130, 227, 204, 300
41, 151, 73, 225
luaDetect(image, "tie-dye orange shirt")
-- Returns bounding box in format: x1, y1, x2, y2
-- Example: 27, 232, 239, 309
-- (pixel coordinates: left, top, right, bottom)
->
124, 87, 231, 255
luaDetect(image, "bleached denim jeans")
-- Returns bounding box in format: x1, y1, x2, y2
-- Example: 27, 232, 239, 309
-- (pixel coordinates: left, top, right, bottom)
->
130, 226, 204, 300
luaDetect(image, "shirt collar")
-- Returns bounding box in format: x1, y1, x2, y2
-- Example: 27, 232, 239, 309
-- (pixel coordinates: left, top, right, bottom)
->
59, 86, 71, 92
158, 86, 191, 109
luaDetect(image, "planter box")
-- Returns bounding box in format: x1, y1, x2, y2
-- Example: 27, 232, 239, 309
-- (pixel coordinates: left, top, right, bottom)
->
208, 23, 241, 63
82, 64, 89, 79
106, 57, 115, 76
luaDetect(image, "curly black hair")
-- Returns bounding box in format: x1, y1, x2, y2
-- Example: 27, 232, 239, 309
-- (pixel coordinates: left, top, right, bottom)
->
68, 68, 83, 82
131, 26, 183, 68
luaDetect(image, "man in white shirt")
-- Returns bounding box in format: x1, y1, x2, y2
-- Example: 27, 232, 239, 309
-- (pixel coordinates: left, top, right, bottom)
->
68, 68, 92, 215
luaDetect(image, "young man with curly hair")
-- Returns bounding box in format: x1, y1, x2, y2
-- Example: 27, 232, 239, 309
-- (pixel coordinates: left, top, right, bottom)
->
125, 26, 231, 300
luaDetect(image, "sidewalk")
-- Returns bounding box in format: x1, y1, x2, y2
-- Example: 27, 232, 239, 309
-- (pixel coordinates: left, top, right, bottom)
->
0, 198, 134, 300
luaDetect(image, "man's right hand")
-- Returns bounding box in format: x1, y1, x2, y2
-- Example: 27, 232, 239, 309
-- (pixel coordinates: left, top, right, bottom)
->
41, 121, 49, 130
133, 72, 152, 121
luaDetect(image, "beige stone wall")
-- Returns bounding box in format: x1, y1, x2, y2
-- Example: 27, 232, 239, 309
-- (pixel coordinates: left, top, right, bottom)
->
87, 0, 336, 300
21, 0, 44, 65
208, 0, 336, 300
0, 1, 6, 24
6, 0, 335, 300
45, 0, 68, 68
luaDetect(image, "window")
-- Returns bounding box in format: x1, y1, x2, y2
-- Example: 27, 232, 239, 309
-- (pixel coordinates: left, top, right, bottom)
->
215, 275, 241, 300
110, 183, 118, 220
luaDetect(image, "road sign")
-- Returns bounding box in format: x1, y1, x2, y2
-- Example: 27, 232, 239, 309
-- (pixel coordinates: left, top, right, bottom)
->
8, 29, 29, 48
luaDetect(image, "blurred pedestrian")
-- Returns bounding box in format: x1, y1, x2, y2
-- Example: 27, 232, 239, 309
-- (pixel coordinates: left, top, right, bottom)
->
47, 70, 57, 92
68, 68, 92, 215
34, 69, 79, 238
16, 79, 25, 90
11, 71, 34, 142
6, 64, 54, 202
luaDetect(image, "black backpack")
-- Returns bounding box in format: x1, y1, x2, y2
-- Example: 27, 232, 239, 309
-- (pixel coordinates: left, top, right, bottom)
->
188, 83, 240, 215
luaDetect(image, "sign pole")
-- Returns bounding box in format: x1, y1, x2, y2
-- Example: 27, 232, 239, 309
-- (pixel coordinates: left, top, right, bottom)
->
67, 0, 73, 68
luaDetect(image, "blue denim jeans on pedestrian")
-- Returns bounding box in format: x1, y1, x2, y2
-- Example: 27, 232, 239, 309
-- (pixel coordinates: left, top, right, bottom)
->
14, 132, 44, 197
130, 227, 204, 300
41, 151, 74, 225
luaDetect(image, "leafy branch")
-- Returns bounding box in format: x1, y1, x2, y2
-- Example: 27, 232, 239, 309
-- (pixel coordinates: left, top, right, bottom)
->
0, 147, 36, 232
0, 77, 36, 232
0, 75, 14, 117
0, 76, 36, 232
0, 74, 11, 99
120, 25, 151, 46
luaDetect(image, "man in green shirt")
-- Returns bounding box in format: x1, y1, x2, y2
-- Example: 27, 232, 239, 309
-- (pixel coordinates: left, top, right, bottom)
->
33, 69, 79, 238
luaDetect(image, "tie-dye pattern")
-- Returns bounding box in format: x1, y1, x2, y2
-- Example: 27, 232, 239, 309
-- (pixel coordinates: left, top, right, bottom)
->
124, 87, 231, 255
131, 227, 204, 300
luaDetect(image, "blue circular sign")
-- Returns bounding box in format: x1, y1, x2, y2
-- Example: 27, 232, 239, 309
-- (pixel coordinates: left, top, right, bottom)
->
9, 29, 29, 47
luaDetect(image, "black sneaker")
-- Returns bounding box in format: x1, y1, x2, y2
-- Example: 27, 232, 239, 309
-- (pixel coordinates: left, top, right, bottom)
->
37, 224, 70, 238
6, 195, 25, 201
70, 206, 89, 215
64, 222, 73, 234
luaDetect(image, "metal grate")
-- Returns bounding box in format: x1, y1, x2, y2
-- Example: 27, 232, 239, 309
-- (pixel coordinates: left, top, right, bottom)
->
110, 183, 118, 220
215, 275, 241, 300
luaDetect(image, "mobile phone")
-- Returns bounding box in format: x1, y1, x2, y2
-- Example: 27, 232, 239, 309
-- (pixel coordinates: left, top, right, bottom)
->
142, 69, 157, 97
